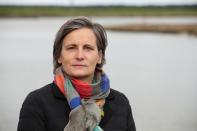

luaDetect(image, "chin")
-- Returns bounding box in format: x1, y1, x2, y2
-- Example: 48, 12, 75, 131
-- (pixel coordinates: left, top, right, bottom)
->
70, 72, 89, 79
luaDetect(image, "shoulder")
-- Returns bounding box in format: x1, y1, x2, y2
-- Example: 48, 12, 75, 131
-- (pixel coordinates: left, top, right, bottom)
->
25, 83, 53, 100
31, 83, 54, 95
107, 88, 130, 105
19, 83, 56, 120
22, 83, 54, 108
18, 83, 55, 131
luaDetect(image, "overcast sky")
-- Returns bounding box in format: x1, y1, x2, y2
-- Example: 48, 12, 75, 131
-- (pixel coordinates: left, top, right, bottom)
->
0, 0, 197, 6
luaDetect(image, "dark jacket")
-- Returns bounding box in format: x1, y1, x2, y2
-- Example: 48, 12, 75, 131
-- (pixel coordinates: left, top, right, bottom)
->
17, 83, 136, 131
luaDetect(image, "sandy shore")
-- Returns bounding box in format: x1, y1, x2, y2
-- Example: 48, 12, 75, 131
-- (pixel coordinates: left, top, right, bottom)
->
104, 24, 197, 36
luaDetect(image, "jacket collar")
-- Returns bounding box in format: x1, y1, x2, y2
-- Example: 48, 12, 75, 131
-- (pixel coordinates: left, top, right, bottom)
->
99, 89, 115, 127
51, 82, 65, 99
106, 89, 114, 100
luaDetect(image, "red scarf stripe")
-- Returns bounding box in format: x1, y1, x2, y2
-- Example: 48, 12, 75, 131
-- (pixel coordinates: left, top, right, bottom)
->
72, 79, 93, 98
55, 74, 66, 95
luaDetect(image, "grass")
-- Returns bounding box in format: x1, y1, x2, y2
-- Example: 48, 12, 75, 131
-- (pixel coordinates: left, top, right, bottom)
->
0, 6, 197, 17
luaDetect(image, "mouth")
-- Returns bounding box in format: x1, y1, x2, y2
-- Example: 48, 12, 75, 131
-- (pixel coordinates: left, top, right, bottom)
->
72, 64, 87, 67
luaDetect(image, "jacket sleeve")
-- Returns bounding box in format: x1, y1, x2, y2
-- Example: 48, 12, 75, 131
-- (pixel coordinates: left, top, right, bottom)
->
17, 91, 46, 131
122, 94, 136, 131
127, 103, 136, 131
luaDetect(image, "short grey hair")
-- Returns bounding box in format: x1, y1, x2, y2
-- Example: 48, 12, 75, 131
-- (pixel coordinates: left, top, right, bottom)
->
53, 17, 108, 74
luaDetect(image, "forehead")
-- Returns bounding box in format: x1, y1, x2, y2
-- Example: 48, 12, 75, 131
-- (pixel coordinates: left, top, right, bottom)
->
63, 27, 97, 45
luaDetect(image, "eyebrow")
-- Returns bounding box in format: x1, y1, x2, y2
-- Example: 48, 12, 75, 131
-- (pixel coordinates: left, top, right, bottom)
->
64, 43, 96, 47
84, 44, 95, 47
64, 43, 76, 47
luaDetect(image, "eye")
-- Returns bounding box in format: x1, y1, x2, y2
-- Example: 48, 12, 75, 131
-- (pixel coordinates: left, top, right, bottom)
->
65, 46, 75, 50
84, 46, 94, 50
67, 47, 74, 49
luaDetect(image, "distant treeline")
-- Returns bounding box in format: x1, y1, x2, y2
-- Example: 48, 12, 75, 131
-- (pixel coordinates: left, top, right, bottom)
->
1, 4, 197, 7
0, 5, 197, 17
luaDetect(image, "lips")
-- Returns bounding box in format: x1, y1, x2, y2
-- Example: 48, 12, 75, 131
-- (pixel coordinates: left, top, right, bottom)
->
72, 64, 87, 67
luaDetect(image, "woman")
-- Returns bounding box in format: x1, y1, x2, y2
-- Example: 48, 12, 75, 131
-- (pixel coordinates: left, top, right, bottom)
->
17, 17, 136, 131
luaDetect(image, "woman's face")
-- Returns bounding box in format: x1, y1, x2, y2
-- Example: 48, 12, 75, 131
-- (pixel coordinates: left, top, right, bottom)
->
58, 27, 102, 83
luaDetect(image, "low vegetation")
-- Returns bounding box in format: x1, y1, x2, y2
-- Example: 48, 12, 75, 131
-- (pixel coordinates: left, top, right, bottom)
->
0, 5, 197, 17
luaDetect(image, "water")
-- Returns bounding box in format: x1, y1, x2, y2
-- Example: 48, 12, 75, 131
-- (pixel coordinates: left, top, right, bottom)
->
0, 17, 197, 131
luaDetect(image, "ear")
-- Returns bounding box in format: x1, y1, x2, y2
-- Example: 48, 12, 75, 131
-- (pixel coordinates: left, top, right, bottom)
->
97, 51, 103, 64
58, 56, 62, 64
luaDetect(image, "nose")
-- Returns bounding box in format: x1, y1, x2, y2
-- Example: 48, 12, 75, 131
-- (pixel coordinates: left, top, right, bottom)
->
75, 48, 84, 61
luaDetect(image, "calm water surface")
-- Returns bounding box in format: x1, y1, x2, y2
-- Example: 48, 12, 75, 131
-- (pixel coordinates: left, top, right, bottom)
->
0, 17, 197, 131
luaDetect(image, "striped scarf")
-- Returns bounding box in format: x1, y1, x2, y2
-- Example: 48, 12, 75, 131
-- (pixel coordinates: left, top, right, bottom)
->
54, 67, 110, 131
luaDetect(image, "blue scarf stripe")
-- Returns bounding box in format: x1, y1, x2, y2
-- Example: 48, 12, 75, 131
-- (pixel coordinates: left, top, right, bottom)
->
101, 74, 110, 92
70, 97, 81, 109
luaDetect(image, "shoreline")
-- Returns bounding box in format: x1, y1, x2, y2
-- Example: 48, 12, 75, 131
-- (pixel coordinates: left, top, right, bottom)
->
104, 24, 197, 36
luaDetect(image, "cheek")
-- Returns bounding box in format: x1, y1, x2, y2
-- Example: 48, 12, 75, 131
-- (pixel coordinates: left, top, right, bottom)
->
90, 55, 100, 65
59, 54, 70, 66
62, 58, 70, 66
60, 51, 71, 61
